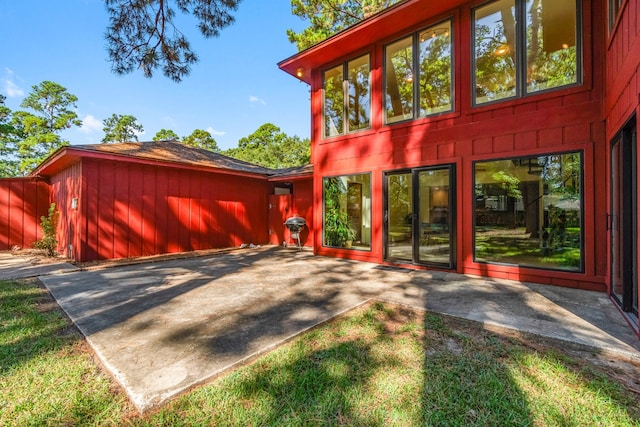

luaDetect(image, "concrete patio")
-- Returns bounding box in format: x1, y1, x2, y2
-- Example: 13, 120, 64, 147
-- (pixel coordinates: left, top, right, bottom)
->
18, 247, 640, 412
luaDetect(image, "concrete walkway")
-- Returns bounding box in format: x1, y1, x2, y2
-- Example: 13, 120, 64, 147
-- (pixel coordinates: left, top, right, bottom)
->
32, 247, 640, 412
0, 251, 77, 280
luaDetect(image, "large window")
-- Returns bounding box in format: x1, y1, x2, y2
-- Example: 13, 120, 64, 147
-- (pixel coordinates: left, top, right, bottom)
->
323, 54, 371, 138
385, 19, 453, 124
323, 174, 372, 249
474, 152, 583, 271
473, 0, 580, 105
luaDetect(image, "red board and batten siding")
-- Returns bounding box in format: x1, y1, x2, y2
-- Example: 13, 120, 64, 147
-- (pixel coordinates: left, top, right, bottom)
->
267, 179, 314, 247
306, 0, 608, 291
0, 178, 50, 250
606, 0, 640, 136
48, 157, 271, 262
49, 161, 82, 259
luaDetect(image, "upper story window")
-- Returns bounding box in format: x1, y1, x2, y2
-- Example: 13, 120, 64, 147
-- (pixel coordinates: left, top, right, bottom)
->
609, 0, 623, 31
473, 0, 580, 106
385, 19, 453, 124
323, 54, 371, 138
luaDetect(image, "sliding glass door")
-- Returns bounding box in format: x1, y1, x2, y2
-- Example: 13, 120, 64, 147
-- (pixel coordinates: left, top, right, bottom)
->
610, 120, 638, 321
385, 165, 455, 268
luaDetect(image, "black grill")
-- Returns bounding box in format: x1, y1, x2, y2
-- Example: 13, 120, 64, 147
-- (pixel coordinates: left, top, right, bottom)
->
284, 216, 306, 249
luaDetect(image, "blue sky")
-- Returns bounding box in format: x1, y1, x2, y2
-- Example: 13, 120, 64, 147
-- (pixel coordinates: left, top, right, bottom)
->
0, 0, 311, 150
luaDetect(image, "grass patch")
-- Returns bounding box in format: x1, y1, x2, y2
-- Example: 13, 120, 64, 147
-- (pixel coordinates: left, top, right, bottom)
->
0, 279, 133, 425
2, 279, 640, 426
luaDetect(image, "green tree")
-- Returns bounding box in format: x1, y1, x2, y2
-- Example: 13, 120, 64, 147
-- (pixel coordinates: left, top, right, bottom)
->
223, 123, 310, 169
153, 128, 180, 141
182, 129, 219, 152
12, 81, 81, 175
102, 114, 144, 143
288, 0, 401, 51
0, 94, 21, 176
105, 0, 242, 82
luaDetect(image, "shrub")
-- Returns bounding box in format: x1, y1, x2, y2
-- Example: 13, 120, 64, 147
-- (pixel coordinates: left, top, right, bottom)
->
33, 202, 60, 257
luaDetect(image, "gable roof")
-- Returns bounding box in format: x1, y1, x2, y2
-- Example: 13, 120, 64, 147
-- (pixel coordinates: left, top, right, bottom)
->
32, 140, 312, 179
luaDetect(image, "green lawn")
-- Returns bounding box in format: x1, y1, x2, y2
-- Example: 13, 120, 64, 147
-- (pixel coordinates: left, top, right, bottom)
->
2, 279, 639, 426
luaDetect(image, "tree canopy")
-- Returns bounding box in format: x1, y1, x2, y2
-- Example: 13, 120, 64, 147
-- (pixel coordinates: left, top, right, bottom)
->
102, 114, 144, 143
0, 94, 20, 176
0, 81, 307, 176
153, 129, 181, 141
287, 0, 402, 51
182, 129, 219, 152
223, 123, 310, 169
9, 81, 82, 175
105, 0, 242, 82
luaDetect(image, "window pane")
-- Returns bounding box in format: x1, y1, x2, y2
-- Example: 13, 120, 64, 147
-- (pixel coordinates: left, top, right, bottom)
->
385, 36, 414, 123
474, 153, 582, 271
387, 173, 413, 260
323, 174, 372, 249
474, 0, 517, 104
323, 65, 344, 137
526, 0, 578, 93
419, 20, 453, 116
609, 0, 623, 31
348, 55, 371, 132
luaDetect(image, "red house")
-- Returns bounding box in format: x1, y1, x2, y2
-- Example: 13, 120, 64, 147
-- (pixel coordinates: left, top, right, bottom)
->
279, 0, 639, 335
24, 141, 313, 262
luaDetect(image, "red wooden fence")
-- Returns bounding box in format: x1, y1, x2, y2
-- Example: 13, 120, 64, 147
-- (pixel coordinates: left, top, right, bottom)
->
0, 178, 50, 250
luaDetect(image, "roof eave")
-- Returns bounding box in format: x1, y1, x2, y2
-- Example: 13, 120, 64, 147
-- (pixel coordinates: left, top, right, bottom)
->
278, 0, 457, 82
32, 146, 273, 180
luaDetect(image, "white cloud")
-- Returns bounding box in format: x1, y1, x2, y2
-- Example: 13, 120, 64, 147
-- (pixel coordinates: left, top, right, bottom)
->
206, 127, 226, 136
3, 68, 24, 98
249, 95, 266, 106
79, 114, 103, 133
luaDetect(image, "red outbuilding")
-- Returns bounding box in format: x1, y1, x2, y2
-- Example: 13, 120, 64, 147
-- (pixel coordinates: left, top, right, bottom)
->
279, 0, 640, 335
26, 141, 313, 262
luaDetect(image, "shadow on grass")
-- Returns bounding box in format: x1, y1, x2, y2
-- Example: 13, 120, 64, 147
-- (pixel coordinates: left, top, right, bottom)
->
419, 313, 533, 425
0, 279, 76, 373
419, 312, 640, 425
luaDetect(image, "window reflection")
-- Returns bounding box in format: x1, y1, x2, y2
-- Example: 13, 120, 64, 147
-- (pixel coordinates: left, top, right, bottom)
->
323, 65, 344, 137
385, 19, 454, 123
474, 0, 517, 104
385, 36, 414, 123
419, 20, 453, 116
474, 153, 583, 271
348, 55, 371, 132
526, 0, 578, 93
323, 174, 372, 249
473, 0, 580, 104
323, 55, 371, 138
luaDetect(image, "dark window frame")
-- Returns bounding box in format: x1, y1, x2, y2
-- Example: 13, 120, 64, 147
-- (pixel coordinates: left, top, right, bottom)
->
383, 17, 455, 125
472, 150, 585, 273
321, 54, 372, 139
321, 172, 373, 251
471, 0, 583, 107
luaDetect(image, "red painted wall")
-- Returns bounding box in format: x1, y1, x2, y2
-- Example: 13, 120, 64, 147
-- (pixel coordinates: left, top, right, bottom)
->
307, 0, 607, 290
605, 0, 640, 137
49, 158, 272, 262
49, 160, 82, 259
292, 179, 314, 247
0, 178, 50, 250
267, 178, 314, 247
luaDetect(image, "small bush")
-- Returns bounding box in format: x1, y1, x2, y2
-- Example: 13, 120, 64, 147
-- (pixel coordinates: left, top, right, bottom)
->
33, 202, 60, 257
